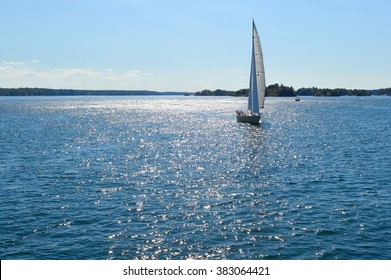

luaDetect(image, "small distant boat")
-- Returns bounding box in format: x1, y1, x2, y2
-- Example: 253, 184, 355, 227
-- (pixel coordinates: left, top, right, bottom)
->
236, 20, 265, 125
295, 96, 300, 102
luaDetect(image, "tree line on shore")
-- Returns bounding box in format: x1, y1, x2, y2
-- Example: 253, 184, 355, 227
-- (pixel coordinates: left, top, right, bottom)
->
0, 88, 185, 96
1, 84, 390, 96
195, 84, 391, 97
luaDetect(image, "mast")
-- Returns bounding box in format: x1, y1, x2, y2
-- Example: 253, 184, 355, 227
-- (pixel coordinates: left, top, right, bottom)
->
248, 20, 265, 113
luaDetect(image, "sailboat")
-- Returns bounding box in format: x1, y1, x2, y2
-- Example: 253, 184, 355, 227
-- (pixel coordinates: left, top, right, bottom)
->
236, 20, 266, 124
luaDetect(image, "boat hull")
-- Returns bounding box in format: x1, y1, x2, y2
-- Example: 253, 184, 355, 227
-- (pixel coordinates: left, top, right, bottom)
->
236, 114, 261, 124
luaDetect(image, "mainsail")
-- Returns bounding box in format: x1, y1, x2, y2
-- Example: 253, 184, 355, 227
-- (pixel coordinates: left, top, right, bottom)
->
248, 21, 265, 114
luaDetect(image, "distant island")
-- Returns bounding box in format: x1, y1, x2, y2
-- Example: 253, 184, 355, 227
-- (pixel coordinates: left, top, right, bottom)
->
195, 84, 391, 97
1, 84, 391, 96
0, 88, 189, 96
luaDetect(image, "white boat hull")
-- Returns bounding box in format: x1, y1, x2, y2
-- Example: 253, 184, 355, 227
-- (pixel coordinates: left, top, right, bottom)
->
236, 114, 261, 124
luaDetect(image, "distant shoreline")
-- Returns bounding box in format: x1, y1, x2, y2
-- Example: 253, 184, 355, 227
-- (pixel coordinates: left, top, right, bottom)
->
0, 88, 191, 96
195, 84, 391, 97
1, 84, 390, 96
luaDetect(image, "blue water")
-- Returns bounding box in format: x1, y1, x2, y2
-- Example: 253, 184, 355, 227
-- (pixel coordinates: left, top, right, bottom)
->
0, 95, 390, 260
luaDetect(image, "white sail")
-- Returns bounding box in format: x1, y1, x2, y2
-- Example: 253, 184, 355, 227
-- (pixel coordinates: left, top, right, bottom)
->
248, 21, 265, 113
237, 20, 265, 124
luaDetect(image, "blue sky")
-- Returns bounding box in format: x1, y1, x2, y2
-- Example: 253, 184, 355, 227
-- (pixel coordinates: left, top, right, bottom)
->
1, 0, 390, 91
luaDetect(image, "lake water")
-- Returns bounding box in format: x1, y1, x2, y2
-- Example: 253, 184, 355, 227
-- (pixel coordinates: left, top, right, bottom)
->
0, 95, 390, 260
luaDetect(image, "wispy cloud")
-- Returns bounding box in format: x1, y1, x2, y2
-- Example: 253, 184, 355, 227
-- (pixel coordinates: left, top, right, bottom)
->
104, 70, 151, 81
0, 61, 152, 89
0, 64, 51, 78
54, 68, 103, 78
0, 66, 14, 72
2, 60, 25, 66
124, 70, 144, 79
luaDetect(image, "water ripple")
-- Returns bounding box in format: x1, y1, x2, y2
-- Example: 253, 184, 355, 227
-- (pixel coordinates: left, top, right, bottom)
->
1, 96, 390, 259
